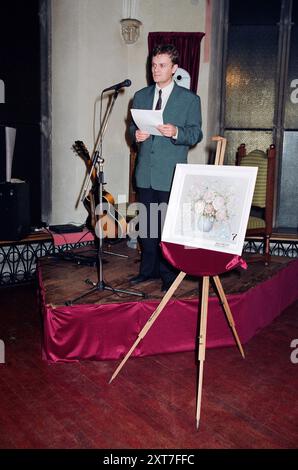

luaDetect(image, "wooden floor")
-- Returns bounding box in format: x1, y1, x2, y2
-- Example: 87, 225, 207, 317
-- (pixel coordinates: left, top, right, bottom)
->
0, 248, 298, 451
39, 239, 290, 306
0, 283, 297, 450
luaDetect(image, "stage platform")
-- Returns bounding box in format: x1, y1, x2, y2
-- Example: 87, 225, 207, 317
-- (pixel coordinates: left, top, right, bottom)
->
38, 240, 298, 363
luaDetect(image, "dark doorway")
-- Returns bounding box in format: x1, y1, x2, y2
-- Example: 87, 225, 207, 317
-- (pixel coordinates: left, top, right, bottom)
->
0, 0, 50, 226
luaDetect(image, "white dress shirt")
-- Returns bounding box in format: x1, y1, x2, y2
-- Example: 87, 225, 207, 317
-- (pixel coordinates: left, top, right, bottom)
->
152, 80, 178, 139
152, 81, 174, 110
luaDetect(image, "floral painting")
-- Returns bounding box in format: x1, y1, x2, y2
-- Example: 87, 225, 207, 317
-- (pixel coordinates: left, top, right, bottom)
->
162, 164, 258, 255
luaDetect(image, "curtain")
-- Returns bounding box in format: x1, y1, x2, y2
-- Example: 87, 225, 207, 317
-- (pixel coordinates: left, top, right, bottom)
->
148, 32, 205, 92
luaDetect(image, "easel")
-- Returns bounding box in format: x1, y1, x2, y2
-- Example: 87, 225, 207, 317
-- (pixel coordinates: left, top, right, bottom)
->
109, 136, 245, 428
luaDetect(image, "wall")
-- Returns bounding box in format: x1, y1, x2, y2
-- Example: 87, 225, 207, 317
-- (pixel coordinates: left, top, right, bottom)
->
51, 0, 210, 224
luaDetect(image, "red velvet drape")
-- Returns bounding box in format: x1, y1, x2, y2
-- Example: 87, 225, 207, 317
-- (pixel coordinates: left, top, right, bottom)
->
148, 32, 205, 92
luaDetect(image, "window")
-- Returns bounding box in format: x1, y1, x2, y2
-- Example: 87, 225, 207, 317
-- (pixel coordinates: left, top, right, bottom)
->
221, 0, 297, 231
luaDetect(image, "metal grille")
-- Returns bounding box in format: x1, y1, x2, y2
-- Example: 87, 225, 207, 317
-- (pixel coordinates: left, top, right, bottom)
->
225, 26, 278, 129
243, 239, 298, 258
0, 240, 94, 286
0, 241, 53, 285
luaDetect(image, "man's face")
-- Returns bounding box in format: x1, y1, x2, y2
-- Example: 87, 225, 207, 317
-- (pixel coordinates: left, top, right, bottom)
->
151, 53, 178, 88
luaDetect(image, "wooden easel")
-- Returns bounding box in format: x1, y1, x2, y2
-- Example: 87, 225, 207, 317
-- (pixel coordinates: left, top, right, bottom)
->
110, 136, 245, 428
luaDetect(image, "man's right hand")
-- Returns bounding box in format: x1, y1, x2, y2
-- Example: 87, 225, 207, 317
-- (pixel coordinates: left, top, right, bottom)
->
136, 130, 150, 142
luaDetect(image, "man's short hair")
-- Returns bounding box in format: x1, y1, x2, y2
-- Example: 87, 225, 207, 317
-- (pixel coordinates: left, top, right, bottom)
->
152, 44, 179, 65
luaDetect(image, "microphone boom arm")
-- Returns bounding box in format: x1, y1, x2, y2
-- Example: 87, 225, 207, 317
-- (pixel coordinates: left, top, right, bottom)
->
80, 90, 119, 203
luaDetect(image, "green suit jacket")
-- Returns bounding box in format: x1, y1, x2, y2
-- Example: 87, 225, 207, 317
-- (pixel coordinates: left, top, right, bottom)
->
129, 82, 203, 191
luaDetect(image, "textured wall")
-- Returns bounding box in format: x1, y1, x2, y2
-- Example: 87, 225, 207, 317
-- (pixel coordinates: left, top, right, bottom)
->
51, 0, 209, 224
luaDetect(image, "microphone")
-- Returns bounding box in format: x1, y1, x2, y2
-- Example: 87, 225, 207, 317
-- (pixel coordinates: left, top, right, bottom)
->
102, 79, 131, 93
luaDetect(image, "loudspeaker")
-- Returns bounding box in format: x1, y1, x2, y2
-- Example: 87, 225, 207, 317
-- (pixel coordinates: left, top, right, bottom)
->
0, 182, 30, 241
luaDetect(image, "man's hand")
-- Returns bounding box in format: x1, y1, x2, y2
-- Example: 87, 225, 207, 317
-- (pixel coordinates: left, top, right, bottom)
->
136, 130, 150, 142
156, 124, 178, 138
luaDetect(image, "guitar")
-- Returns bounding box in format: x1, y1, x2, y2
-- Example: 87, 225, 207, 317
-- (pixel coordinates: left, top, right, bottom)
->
72, 140, 127, 239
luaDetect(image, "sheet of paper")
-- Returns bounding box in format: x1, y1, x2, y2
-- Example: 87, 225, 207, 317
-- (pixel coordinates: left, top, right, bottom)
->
131, 109, 163, 136
5, 127, 16, 182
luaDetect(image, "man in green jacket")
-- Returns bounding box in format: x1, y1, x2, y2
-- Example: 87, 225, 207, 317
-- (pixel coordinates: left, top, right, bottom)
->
129, 44, 203, 291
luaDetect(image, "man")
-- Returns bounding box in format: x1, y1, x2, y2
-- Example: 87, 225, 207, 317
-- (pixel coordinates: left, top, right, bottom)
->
129, 44, 203, 291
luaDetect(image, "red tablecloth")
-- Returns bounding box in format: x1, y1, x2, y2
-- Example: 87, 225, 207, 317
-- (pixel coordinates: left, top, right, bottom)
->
160, 241, 247, 276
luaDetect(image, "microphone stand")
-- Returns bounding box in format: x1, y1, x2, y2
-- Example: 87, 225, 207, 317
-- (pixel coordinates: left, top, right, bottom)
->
65, 90, 145, 305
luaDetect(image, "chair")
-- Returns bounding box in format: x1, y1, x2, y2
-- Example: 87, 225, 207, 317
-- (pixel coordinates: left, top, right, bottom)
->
236, 143, 276, 265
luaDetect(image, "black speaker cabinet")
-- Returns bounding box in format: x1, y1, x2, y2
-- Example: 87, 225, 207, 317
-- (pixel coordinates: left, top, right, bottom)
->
0, 182, 30, 241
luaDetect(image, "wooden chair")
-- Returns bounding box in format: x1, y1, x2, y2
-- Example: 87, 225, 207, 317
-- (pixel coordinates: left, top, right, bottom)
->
236, 143, 276, 265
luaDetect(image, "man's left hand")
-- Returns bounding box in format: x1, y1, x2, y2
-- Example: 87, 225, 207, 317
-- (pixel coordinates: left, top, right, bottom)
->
156, 124, 178, 138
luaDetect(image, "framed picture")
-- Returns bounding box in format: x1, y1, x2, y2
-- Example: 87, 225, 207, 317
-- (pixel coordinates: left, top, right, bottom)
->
162, 164, 258, 255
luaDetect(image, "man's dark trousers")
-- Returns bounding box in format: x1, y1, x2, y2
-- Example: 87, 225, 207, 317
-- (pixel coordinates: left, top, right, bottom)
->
137, 187, 177, 283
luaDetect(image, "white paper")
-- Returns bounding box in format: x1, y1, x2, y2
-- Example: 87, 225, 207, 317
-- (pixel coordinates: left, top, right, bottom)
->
5, 127, 16, 182
131, 109, 163, 136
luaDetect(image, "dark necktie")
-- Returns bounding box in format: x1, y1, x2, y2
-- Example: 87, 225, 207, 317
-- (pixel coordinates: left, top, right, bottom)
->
155, 89, 162, 110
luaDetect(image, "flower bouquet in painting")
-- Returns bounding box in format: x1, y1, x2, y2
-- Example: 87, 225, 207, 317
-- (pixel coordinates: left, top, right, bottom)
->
189, 181, 235, 235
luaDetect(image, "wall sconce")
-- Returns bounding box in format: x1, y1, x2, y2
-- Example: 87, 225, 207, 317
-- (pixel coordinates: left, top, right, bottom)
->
120, 17, 142, 44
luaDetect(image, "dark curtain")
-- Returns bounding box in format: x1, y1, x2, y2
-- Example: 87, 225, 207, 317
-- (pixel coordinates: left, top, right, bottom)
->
148, 32, 205, 92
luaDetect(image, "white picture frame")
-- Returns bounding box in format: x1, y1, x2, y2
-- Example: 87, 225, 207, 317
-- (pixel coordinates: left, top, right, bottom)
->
162, 164, 258, 255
